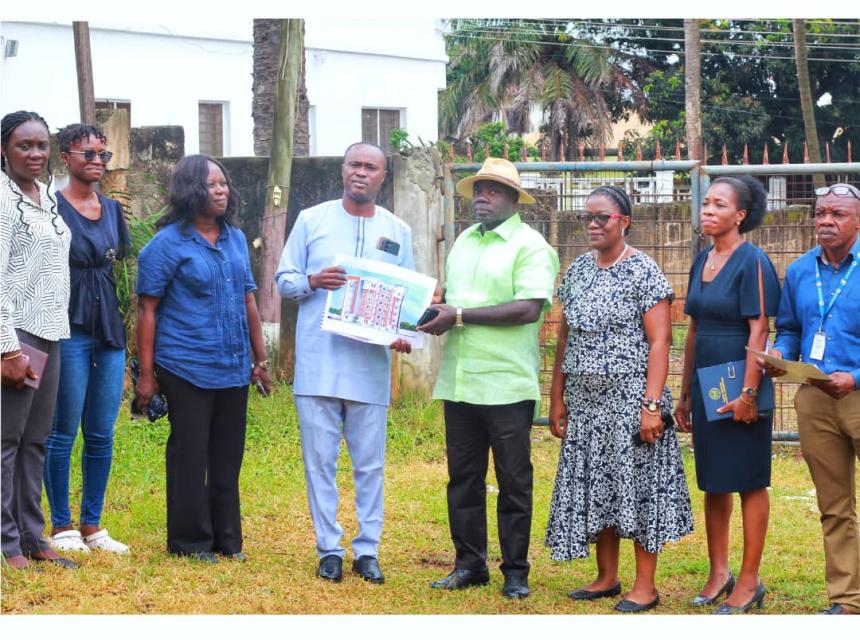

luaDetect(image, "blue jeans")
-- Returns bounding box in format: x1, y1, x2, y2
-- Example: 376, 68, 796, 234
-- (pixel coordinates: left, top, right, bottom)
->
44, 328, 126, 528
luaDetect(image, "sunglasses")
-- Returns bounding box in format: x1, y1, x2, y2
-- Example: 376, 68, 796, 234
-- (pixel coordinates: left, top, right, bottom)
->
815, 185, 860, 201
67, 149, 114, 163
577, 212, 626, 227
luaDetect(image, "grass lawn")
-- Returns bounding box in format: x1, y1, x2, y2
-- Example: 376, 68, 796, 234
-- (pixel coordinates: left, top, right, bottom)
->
1, 384, 850, 615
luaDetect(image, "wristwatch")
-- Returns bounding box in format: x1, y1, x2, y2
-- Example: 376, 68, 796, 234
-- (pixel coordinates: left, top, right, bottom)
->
255, 359, 270, 370
454, 307, 465, 329
741, 386, 758, 398
642, 397, 663, 413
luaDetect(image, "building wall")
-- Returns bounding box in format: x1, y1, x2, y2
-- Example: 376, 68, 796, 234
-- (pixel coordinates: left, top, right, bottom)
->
1, 19, 446, 158
1, 22, 253, 156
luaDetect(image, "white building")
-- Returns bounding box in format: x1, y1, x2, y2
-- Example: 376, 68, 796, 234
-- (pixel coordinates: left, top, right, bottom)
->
0, 19, 447, 157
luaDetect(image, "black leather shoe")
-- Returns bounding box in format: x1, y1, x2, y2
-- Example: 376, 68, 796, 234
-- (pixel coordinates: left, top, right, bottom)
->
568, 582, 622, 600
225, 552, 247, 562
820, 604, 855, 615
502, 574, 529, 599
691, 572, 735, 606
614, 594, 660, 613
430, 567, 490, 590
318, 554, 343, 582
713, 582, 766, 614
352, 555, 384, 584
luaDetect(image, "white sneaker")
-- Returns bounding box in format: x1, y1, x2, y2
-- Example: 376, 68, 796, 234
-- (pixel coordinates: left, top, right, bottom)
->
83, 529, 130, 554
50, 530, 91, 553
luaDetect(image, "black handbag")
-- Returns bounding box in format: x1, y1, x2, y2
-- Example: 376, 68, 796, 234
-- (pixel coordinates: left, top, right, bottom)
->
129, 357, 168, 422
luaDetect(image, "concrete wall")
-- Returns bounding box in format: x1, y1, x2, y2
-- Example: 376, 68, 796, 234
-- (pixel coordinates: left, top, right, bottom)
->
391, 148, 446, 398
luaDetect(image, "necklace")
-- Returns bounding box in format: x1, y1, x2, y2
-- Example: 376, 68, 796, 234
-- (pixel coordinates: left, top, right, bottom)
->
597, 243, 629, 269
706, 239, 743, 271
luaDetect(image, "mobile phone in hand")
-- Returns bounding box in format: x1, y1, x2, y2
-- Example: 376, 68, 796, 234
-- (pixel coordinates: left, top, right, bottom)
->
417, 307, 439, 326
255, 379, 269, 397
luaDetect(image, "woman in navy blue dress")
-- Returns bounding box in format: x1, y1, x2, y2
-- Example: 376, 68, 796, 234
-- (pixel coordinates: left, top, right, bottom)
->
675, 176, 781, 614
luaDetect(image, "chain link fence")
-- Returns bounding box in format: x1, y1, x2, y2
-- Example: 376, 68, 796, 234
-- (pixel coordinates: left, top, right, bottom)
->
446, 161, 860, 439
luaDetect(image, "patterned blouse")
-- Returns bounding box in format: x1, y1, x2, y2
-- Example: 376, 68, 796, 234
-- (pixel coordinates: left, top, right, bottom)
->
0, 173, 71, 353
559, 250, 673, 375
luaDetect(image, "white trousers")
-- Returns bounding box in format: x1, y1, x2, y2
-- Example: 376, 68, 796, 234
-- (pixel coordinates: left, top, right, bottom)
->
294, 395, 388, 559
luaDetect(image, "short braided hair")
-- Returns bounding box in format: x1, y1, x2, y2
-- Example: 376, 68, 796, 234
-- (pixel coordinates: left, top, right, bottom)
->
1, 110, 61, 235
57, 122, 107, 152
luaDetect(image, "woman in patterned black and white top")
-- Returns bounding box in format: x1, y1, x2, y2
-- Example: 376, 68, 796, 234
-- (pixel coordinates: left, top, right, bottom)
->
544, 186, 693, 612
1, 111, 77, 570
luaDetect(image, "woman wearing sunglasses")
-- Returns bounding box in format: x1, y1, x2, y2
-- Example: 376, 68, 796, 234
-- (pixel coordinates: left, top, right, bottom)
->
545, 186, 692, 612
43, 123, 131, 555
674, 176, 781, 613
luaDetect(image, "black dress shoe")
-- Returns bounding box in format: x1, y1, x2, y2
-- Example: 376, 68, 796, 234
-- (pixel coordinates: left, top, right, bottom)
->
614, 594, 660, 613
502, 574, 529, 599
28, 553, 79, 570
318, 554, 343, 582
352, 555, 384, 584
225, 552, 247, 562
568, 582, 622, 600
821, 604, 856, 615
691, 572, 735, 606
713, 582, 766, 614
430, 567, 490, 590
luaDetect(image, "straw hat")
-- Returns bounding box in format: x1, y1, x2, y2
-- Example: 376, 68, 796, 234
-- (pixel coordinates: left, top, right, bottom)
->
455, 157, 536, 205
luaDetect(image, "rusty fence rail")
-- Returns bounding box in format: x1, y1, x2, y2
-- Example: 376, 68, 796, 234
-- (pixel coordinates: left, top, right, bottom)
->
444, 160, 860, 441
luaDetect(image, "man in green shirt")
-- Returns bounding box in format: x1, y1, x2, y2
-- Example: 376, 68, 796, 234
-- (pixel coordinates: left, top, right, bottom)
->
419, 158, 559, 599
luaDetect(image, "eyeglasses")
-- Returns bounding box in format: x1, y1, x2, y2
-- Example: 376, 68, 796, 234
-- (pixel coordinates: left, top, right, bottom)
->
815, 185, 860, 201
577, 212, 626, 227
67, 149, 114, 163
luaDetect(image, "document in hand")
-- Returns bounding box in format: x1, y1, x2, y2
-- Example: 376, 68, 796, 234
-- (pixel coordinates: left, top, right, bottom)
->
697, 359, 775, 422
321, 254, 437, 349
747, 348, 830, 385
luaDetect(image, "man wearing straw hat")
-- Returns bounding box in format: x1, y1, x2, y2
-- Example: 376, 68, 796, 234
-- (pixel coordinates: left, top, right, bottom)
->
419, 157, 559, 599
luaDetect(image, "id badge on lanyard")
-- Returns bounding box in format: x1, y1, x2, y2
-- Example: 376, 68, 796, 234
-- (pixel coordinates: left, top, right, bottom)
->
811, 256, 857, 361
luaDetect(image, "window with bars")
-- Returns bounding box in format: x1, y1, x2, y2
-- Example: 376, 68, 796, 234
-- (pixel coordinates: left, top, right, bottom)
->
199, 102, 224, 157
361, 108, 402, 153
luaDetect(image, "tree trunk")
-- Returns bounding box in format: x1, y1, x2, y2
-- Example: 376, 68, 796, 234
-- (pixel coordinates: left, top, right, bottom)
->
253, 19, 309, 157
258, 20, 304, 375
684, 19, 703, 162
793, 19, 825, 188
72, 22, 96, 124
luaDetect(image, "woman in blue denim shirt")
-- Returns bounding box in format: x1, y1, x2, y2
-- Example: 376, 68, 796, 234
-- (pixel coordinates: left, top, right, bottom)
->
134, 155, 271, 562
44, 123, 131, 555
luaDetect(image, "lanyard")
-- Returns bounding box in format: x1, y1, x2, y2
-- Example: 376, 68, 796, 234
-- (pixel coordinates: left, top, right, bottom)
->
815, 253, 857, 326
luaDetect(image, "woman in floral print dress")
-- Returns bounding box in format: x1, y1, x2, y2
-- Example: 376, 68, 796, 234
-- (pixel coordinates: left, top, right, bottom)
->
545, 186, 693, 613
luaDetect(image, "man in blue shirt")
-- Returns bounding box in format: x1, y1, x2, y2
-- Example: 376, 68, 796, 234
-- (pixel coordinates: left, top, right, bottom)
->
761, 183, 860, 615
275, 143, 413, 585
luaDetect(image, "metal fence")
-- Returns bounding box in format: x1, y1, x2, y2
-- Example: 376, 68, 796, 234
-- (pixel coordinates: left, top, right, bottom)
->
443, 160, 860, 440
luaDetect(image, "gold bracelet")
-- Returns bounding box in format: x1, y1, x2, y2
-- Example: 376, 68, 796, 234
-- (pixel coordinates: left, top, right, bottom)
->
739, 394, 756, 407
1, 351, 23, 361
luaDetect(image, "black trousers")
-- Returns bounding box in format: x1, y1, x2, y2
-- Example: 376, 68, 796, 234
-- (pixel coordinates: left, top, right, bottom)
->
156, 365, 248, 556
443, 400, 534, 576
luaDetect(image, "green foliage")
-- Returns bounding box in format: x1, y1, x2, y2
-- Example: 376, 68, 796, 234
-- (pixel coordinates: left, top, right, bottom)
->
467, 121, 538, 163
113, 206, 164, 355
390, 128, 413, 153
627, 67, 770, 163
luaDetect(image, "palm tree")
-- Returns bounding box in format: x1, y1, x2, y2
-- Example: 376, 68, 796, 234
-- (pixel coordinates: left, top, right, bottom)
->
683, 19, 703, 161
793, 19, 824, 185
440, 19, 641, 160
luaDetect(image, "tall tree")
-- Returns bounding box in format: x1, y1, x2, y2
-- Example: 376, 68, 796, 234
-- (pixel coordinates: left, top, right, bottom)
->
440, 19, 645, 159
793, 19, 824, 183
683, 19, 703, 161
258, 20, 304, 371
73, 21, 96, 124
252, 19, 309, 157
